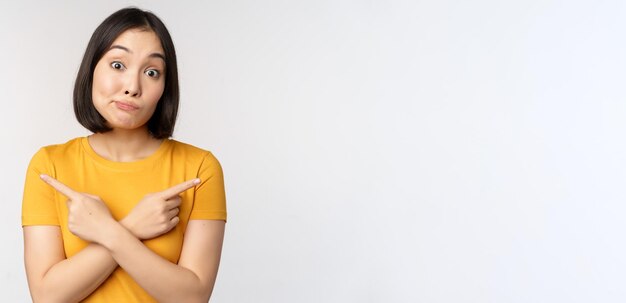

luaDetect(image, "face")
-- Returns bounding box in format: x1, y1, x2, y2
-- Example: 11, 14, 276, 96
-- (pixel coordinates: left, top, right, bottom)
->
92, 28, 166, 131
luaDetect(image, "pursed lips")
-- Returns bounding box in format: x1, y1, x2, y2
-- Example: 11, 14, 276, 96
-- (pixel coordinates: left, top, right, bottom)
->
114, 101, 139, 111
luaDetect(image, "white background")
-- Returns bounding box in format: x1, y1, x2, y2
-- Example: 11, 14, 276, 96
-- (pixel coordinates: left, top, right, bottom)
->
1, 0, 625, 302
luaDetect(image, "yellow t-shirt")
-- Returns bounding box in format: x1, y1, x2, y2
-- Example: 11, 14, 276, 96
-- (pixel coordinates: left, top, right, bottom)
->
22, 137, 227, 302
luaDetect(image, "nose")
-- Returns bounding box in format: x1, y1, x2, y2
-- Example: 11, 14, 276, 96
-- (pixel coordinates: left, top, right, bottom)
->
124, 73, 141, 97
125, 89, 139, 97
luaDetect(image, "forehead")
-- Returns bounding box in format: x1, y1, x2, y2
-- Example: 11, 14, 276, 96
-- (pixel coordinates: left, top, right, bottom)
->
108, 28, 164, 55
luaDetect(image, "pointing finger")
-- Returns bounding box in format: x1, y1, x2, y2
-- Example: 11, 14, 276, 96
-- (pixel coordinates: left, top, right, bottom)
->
40, 174, 80, 200
159, 178, 201, 199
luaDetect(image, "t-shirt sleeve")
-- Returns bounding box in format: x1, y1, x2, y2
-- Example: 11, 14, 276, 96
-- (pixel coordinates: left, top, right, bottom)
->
22, 148, 59, 226
190, 152, 227, 221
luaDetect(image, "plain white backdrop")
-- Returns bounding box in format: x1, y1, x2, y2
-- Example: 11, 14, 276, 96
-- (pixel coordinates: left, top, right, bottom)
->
2, 0, 626, 302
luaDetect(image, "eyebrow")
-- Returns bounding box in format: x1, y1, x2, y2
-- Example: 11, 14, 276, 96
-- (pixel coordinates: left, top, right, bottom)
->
108, 45, 166, 62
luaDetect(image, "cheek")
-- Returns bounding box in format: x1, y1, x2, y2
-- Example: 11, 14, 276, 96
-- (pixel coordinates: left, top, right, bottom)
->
144, 82, 165, 106
93, 69, 119, 98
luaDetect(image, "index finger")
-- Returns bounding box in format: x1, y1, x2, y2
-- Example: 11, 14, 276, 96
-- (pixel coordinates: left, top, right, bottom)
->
159, 178, 201, 199
40, 174, 80, 200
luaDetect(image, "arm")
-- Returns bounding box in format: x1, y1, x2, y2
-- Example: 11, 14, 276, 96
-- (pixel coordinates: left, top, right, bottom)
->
103, 219, 225, 302
38, 175, 224, 302
24, 191, 182, 303
24, 226, 117, 303
21, 149, 112, 303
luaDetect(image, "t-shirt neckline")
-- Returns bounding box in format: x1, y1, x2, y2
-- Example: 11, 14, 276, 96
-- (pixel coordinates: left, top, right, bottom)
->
80, 136, 171, 171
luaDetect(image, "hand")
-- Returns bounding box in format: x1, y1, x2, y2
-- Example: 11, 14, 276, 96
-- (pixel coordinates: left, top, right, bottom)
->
121, 178, 201, 240
40, 174, 116, 244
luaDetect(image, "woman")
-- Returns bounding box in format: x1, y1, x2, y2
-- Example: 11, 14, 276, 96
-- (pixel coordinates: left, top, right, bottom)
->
22, 7, 226, 302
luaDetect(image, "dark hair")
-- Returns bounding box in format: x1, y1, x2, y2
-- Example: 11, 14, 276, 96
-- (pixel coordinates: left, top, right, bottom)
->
73, 7, 179, 139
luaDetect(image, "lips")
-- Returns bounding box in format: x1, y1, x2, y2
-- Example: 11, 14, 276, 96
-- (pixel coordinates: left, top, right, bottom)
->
114, 101, 139, 111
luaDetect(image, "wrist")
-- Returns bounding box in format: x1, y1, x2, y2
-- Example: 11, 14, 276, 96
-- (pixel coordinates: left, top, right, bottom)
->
119, 216, 136, 236
99, 219, 129, 251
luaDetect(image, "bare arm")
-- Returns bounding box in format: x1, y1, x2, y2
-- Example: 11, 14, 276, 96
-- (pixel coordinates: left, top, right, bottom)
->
24, 220, 224, 303
24, 227, 117, 303
103, 219, 225, 302
24, 180, 183, 302
36, 175, 225, 302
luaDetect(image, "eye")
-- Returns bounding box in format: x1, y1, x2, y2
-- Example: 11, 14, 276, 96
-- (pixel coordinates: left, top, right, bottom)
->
111, 61, 125, 70
145, 69, 160, 78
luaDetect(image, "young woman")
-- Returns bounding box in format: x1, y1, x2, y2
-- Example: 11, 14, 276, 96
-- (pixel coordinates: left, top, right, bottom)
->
22, 7, 226, 302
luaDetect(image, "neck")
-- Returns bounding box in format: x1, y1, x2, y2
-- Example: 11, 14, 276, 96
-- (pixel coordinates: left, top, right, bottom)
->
88, 127, 164, 162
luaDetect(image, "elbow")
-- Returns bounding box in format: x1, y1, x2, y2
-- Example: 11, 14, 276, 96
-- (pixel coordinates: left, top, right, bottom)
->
199, 286, 216, 303
198, 280, 216, 302
30, 284, 70, 303
185, 274, 215, 303
31, 291, 54, 303
31, 292, 55, 303
160, 287, 210, 303
28, 283, 46, 303
181, 284, 213, 303
183, 290, 212, 303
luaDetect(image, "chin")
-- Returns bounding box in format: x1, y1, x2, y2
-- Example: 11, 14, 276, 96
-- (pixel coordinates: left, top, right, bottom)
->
107, 121, 146, 131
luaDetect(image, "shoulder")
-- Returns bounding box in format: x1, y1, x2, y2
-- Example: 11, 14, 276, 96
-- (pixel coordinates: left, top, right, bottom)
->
26, 137, 83, 175
37, 137, 82, 156
30, 137, 83, 164
169, 139, 210, 156
168, 139, 222, 167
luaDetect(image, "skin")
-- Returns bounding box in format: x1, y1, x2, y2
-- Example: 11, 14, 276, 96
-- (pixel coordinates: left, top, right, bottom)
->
23, 29, 225, 303
89, 28, 166, 161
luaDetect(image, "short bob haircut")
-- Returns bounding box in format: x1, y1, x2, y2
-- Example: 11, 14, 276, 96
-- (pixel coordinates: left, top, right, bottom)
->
73, 7, 179, 139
